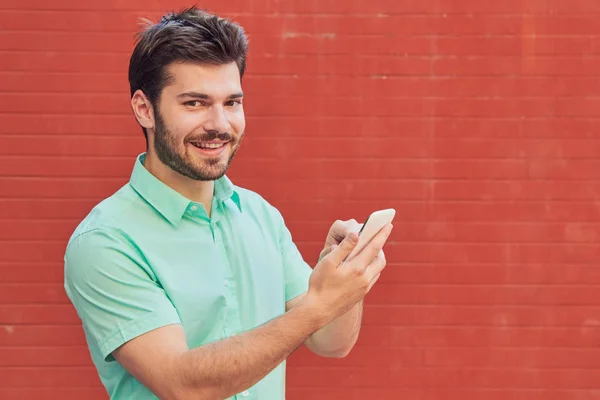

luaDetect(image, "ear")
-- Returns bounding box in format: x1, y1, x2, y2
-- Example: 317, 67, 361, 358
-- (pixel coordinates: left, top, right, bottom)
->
131, 89, 155, 131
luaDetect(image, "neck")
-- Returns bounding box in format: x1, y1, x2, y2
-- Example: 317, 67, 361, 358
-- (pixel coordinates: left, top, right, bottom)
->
143, 150, 214, 216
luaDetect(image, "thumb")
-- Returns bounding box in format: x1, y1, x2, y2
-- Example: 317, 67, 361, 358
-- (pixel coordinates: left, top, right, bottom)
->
318, 245, 335, 261
323, 231, 359, 267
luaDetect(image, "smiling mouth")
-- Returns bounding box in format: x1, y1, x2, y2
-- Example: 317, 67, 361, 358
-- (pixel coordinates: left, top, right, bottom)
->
190, 141, 228, 149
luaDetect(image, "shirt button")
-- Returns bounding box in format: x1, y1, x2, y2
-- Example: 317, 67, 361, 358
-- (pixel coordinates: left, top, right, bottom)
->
224, 279, 229, 287
242, 390, 249, 396
190, 205, 197, 211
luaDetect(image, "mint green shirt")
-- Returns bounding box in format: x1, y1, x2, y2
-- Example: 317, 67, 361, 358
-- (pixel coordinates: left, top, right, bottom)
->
64, 153, 313, 399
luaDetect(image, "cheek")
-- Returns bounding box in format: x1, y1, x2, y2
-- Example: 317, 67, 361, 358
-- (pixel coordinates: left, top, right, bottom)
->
169, 112, 204, 141
229, 110, 246, 134
157, 105, 197, 142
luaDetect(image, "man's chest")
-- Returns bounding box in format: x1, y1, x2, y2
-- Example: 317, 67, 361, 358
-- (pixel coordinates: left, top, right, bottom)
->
131, 214, 287, 346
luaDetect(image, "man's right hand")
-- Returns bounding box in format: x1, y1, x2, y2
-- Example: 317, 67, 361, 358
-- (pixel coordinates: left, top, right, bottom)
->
303, 223, 393, 325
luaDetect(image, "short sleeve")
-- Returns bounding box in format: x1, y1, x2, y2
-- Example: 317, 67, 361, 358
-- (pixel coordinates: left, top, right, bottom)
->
272, 209, 313, 302
64, 229, 181, 361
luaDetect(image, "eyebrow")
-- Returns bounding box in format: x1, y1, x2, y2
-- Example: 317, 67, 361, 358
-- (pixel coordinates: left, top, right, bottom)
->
177, 91, 244, 100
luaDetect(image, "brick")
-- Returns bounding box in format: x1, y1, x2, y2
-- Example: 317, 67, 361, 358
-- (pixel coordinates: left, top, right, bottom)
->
0, 199, 99, 219
0, 72, 125, 93
0, 305, 79, 324
383, 264, 600, 285
0, 346, 90, 366
0, 32, 133, 52
435, 36, 596, 56
361, 305, 600, 329
0, 114, 137, 135
419, 347, 600, 369
387, 368, 599, 390
0, 242, 68, 262
0, 136, 142, 156
433, 180, 600, 201
0, 262, 63, 283
249, 34, 434, 56
0, 325, 87, 346
245, 116, 431, 138
243, 137, 433, 158
0, 177, 125, 198
234, 158, 431, 180
0, 283, 69, 304
234, 15, 546, 36
0, 10, 143, 32
0, 51, 128, 72
0, 156, 134, 178
0, 389, 106, 400
435, 119, 600, 138
0, 93, 129, 114
383, 326, 600, 348
433, 138, 600, 158
431, 201, 600, 222
368, 283, 600, 306
433, 56, 600, 76
287, 389, 600, 400
247, 54, 432, 76
287, 366, 390, 387
0, 367, 100, 387
294, 220, 600, 243
0, 220, 78, 240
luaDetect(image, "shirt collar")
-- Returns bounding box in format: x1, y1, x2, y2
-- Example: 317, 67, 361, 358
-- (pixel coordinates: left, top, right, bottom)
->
129, 153, 241, 225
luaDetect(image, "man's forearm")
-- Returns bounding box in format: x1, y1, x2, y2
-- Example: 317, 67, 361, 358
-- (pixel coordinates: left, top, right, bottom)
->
175, 299, 325, 399
307, 299, 363, 357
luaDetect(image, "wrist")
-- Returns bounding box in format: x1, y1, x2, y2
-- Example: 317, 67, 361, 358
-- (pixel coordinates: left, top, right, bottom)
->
295, 292, 330, 331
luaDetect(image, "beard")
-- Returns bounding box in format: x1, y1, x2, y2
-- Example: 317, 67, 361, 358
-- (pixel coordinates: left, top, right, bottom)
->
152, 111, 242, 181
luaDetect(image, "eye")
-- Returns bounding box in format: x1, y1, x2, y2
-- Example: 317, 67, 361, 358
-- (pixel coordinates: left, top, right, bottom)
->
184, 100, 205, 107
226, 100, 242, 107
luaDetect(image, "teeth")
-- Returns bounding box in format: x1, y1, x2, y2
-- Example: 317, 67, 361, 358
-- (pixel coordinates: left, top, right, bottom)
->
193, 142, 225, 149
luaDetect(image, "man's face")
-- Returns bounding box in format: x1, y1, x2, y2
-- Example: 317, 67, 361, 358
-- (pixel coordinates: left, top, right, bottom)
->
150, 61, 245, 181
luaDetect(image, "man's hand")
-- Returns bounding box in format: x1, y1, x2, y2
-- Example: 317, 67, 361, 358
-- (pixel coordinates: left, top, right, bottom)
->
319, 218, 386, 277
318, 219, 362, 261
306, 223, 393, 325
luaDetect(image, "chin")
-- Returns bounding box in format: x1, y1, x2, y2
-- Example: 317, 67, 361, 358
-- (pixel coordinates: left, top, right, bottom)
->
188, 161, 230, 181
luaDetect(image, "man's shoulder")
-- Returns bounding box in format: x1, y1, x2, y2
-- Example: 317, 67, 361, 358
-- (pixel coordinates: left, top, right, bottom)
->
231, 184, 291, 236
66, 184, 139, 248
234, 185, 269, 205
233, 185, 282, 216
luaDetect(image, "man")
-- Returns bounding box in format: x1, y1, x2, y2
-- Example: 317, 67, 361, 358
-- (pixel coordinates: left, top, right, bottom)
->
64, 6, 393, 400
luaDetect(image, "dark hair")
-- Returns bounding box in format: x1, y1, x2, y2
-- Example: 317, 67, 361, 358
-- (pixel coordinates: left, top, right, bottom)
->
128, 6, 249, 138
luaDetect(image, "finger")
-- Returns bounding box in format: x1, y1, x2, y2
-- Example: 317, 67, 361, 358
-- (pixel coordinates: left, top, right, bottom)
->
348, 220, 362, 235
327, 220, 349, 245
322, 231, 359, 268
367, 272, 381, 292
353, 223, 393, 267
327, 219, 361, 247
365, 253, 387, 282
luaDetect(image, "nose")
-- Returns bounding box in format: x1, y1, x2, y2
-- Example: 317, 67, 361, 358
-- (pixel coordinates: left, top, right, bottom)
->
203, 105, 230, 134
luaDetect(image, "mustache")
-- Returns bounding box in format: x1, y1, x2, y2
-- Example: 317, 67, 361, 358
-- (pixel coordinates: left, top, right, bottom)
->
189, 131, 233, 142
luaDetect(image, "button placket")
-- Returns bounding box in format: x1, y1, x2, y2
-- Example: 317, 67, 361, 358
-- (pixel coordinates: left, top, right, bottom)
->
214, 221, 242, 342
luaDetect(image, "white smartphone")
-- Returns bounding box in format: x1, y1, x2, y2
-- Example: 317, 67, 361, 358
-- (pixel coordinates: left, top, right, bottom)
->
347, 208, 396, 260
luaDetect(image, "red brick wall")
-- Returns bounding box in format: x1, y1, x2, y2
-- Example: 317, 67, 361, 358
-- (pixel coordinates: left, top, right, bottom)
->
2, 1, 600, 399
